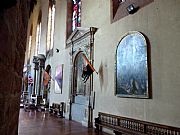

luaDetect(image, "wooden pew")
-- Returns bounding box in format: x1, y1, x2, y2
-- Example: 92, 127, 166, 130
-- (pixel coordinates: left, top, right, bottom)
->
49, 102, 64, 118
95, 112, 180, 135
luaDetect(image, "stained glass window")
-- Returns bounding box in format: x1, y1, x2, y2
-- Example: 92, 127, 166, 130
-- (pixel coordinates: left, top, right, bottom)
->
72, 0, 81, 31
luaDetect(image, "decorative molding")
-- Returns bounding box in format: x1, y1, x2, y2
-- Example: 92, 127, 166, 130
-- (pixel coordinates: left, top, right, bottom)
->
66, 27, 97, 48
67, 27, 98, 127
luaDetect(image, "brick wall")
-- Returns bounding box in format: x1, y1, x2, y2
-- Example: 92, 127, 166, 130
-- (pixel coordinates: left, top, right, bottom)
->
0, 1, 29, 135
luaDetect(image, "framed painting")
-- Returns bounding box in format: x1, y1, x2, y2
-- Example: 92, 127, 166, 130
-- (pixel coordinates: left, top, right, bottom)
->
115, 31, 150, 98
55, 64, 63, 94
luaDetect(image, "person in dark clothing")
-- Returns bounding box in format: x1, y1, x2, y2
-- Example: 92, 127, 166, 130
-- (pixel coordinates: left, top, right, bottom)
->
81, 64, 94, 83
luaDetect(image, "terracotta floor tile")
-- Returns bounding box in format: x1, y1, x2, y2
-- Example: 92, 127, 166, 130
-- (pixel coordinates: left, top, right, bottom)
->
18, 109, 109, 135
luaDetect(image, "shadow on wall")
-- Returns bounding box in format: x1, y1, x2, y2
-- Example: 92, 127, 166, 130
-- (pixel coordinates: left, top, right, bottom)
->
98, 60, 108, 92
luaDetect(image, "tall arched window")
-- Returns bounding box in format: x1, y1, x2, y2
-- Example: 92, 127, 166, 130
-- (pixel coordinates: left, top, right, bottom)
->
46, 0, 56, 52
28, 25, 33, 62
35, 11, 42, 56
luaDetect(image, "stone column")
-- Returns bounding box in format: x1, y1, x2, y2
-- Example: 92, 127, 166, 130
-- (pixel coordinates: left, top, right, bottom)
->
23, 65, 31, 103
32, 56, 39, 97
36, 54, 46, 106
0, 0, 31, 134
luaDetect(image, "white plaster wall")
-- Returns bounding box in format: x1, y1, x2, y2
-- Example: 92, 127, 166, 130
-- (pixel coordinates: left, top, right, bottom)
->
81, 0, 180, 127
47, 0, 71, 107
39, 0, 48, 55
27, 0, 71, 116
25, 0, 41, 79
27, 0, 180, 128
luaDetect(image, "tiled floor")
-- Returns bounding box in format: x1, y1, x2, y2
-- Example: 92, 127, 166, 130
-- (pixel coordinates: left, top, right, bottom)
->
18, 109, 109, 135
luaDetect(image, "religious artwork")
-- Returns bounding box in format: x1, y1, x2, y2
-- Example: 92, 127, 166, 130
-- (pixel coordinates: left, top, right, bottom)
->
74, 52, 93, 95
116, 31, 149, 98
75, 53, 86, 94
81, 54, 95, 83
55, 64, 63, 94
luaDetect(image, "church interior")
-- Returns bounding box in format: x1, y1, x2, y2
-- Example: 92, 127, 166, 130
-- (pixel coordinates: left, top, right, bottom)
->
0, 0, 180, 135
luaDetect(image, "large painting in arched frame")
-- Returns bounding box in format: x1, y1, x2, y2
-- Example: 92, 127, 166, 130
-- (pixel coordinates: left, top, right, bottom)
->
115, 31, 150, 98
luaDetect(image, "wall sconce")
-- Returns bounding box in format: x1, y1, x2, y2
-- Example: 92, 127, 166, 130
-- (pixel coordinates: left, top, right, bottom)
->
56, 48, 59, 53
126, 4, 139, 14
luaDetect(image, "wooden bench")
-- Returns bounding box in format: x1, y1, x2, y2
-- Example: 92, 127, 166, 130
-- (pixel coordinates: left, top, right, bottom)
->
95, 112, 180, 135
49, 102, 64, 118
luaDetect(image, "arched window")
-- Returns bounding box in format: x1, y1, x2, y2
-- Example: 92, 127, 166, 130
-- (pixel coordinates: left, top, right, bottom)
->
28, 25, 33, 62
35, 11, 42, 56
46, 0, 56, 52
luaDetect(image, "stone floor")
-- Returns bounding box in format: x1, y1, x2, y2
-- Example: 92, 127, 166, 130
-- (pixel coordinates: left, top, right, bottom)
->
18, 109, 110, 135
